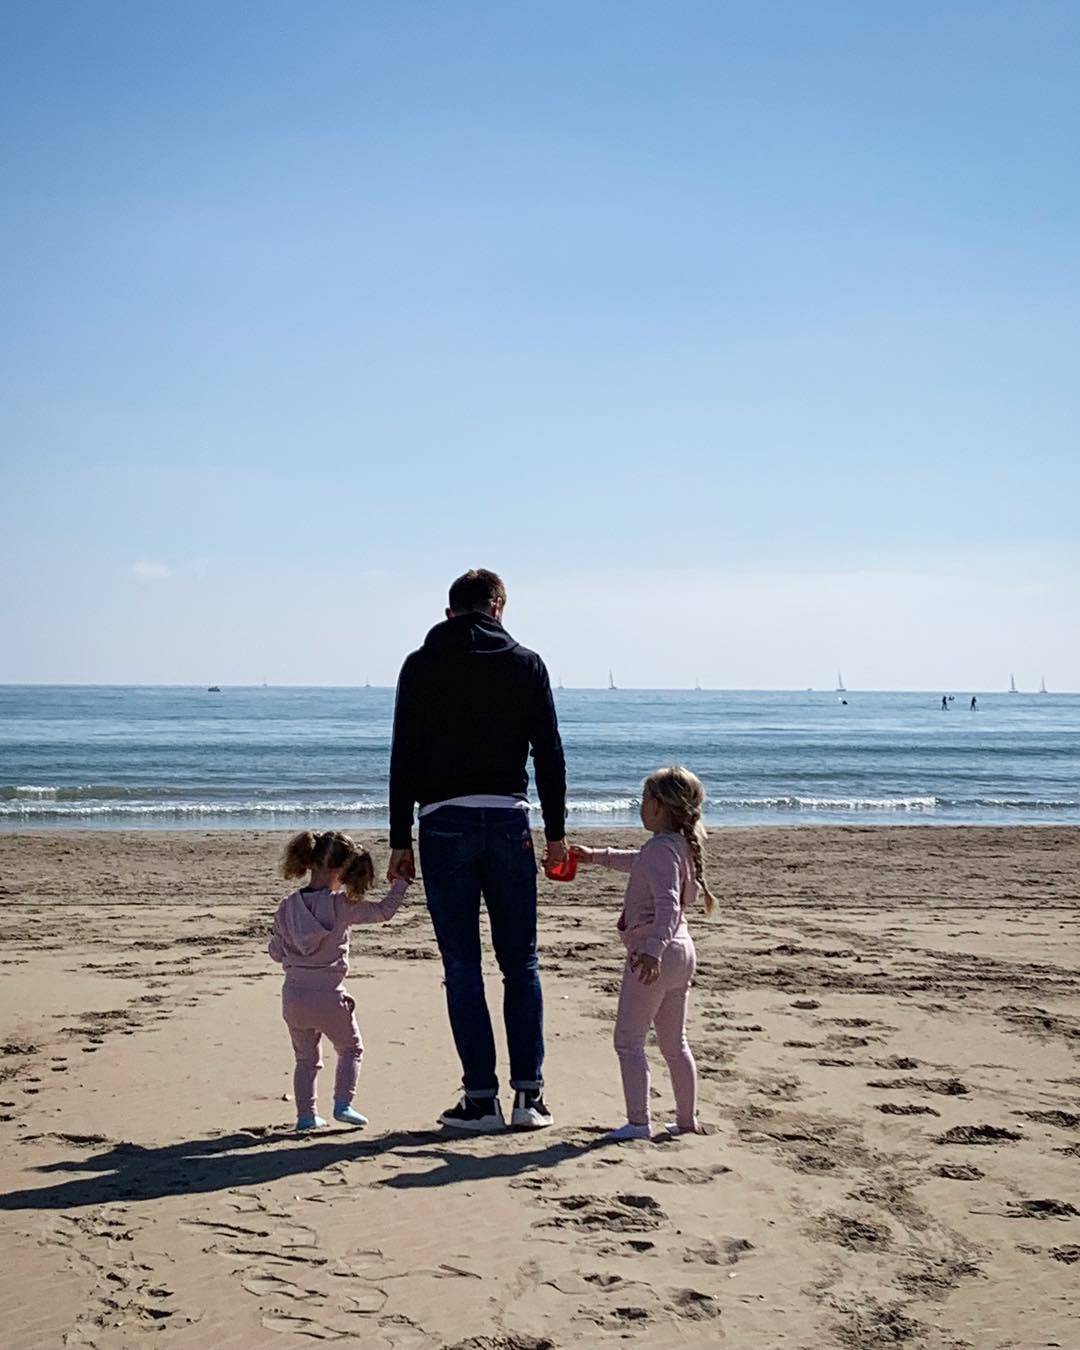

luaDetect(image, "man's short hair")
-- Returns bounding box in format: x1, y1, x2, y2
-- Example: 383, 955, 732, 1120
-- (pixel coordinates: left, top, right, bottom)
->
448, 568, 508, 615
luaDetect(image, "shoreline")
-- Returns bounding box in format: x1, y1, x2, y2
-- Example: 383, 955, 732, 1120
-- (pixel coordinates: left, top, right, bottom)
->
4, 824, 1078, 911
3, 818, 1080, 835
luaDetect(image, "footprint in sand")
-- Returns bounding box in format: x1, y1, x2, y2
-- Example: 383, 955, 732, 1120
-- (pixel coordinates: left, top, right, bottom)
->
641, 1163, 731, 1185
682, 1236, 755, 1266
935, 1124, 1023, 1145
809, 1212, 893, 1252
933, 1163, 984, 1180
241, 1268, 326, 1302
1003, 1199, 1079, 1220
1016, 1109, 1080, 1130
536, 1192, 666, 1234
182, 1216, 319, 1247
669, 1287, 722, 1321
261, 1310, 351, 1339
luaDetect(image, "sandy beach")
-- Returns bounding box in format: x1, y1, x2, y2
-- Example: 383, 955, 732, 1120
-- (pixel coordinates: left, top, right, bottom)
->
0, 825, 1077, 1349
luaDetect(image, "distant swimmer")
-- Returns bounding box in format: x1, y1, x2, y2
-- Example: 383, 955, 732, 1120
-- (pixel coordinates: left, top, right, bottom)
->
942, 695, 948, 710
970, 696, 977, 711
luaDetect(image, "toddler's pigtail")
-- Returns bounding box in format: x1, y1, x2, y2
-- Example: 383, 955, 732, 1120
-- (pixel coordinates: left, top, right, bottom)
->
282, 830, 317, 880
340, 845, 375, 902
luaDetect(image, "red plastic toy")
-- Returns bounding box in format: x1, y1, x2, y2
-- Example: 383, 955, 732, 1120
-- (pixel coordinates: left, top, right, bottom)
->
543, 851, 578, 882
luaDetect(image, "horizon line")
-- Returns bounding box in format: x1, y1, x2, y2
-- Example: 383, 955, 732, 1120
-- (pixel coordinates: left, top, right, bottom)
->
0, 682, 1073, 695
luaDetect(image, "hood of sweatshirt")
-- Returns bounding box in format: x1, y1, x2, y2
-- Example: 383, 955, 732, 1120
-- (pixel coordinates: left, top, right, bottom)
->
422, 613, 520, 658
276, 889, 336, 955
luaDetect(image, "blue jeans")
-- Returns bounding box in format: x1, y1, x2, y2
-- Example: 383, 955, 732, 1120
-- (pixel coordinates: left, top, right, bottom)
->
418, 806, 544, 1097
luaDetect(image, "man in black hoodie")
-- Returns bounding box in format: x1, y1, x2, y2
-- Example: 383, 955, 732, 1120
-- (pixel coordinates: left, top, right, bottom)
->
388, 569, 567, 1133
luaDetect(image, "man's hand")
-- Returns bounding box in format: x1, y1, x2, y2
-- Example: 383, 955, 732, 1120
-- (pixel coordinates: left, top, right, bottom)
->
388, 848, 416, 883
630, 952, 661, 986
542, 838, 567, 869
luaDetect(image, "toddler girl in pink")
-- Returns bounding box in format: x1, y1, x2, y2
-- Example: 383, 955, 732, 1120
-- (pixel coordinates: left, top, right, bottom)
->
573, 766, 716, 1140
269, 830, 409, 1131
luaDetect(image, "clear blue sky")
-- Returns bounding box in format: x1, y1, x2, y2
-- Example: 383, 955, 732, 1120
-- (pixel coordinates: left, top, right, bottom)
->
2, 1, 1077, 689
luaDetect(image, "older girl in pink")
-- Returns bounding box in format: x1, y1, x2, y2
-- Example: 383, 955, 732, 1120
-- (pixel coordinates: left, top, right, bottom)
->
270, 830, 409, 1130
573, 767, 715, 1140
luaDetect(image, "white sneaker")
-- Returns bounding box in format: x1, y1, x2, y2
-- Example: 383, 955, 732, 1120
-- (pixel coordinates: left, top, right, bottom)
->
438, 1094, 507, 1133
511, 1089, 554, 1129
604, 1122, 653, 1142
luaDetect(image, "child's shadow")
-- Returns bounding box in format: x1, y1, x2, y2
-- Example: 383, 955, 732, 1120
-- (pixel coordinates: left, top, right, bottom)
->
0, 1126, 436, 1211
0, 1126, 612, 1211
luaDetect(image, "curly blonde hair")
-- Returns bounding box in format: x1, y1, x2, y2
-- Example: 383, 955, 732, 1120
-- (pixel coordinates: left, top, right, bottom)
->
281, 830, 375, 902
643, 766, 717, 915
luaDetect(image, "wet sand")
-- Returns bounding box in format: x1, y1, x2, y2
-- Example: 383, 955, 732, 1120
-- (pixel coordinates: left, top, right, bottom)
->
0, 826, 1078, 1349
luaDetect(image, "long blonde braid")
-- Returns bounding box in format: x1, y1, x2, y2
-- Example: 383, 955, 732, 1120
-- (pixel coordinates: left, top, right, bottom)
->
643, 766, 717, 914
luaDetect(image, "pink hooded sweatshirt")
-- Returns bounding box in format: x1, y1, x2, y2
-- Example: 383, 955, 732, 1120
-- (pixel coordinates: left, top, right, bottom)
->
587, 832, 698, 960
268, 879, 409, 990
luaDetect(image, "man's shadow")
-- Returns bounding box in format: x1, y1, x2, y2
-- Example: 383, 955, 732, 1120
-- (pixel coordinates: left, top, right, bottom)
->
0, 1126, 610, 1211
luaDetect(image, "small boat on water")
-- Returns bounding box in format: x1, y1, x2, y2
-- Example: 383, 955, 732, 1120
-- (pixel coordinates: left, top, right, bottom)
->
1009, 673, 1018, 694
608, 669, 617, 691
835, 671, 846, 693
1040, 675, 1048, 694
207, 686, 221, 693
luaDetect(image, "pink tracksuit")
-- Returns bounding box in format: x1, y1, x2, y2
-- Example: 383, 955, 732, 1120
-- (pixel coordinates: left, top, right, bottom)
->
268, 880, 408, 1116
586, 833, 699, 1129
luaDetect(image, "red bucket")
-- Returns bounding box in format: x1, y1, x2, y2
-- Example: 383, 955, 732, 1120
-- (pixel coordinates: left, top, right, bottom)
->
544, 851, 579, 882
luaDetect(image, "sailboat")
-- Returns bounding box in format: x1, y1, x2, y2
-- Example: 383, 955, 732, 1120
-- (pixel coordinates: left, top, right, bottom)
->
557, 676, 564, 691
835, 671, 846, 693
1009, 673, 1018, 694
694, 678, 702, 692
608, 669, 617, 691
1039, 675, 1048, 694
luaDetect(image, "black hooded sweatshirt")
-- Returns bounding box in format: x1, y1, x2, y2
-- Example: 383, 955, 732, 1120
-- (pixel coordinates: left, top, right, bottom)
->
388, 613, 566, 848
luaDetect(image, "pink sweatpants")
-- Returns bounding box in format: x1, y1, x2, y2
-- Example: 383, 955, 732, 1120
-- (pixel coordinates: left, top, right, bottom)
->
613, 937, 698, 1129
281, 986, 363, 1117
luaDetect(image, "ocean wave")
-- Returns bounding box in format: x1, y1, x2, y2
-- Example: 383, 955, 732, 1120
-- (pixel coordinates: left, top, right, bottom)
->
2, 792, 1079, 822
707, 795, 938, 811
0, 799, 391, 818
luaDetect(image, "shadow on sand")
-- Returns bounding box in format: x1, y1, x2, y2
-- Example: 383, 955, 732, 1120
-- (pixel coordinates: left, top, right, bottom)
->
0, 1125, 613, 1211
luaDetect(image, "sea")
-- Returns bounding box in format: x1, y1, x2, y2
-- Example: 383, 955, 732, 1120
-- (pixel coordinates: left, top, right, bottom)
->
1, 685, 1078, 831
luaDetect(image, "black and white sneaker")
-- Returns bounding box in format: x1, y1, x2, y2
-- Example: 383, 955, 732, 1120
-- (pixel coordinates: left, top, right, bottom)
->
511, 1089, 554, 1129
438, 1094, 506, 1133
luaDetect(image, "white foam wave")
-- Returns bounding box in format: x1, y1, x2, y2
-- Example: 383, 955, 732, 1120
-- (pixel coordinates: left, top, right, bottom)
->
708, 795, 938, 811
0, 799, 391, 818
3, 793, 1078, 824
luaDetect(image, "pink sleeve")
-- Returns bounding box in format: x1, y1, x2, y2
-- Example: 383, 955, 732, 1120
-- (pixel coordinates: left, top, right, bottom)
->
595, 848, 640, 874
268, 911, 284, 963
343, 878, 410, 926
637, 840, 683, 960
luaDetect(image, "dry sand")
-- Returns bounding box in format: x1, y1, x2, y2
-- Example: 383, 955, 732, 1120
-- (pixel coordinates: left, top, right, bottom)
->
0, 826, 1077, 1349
